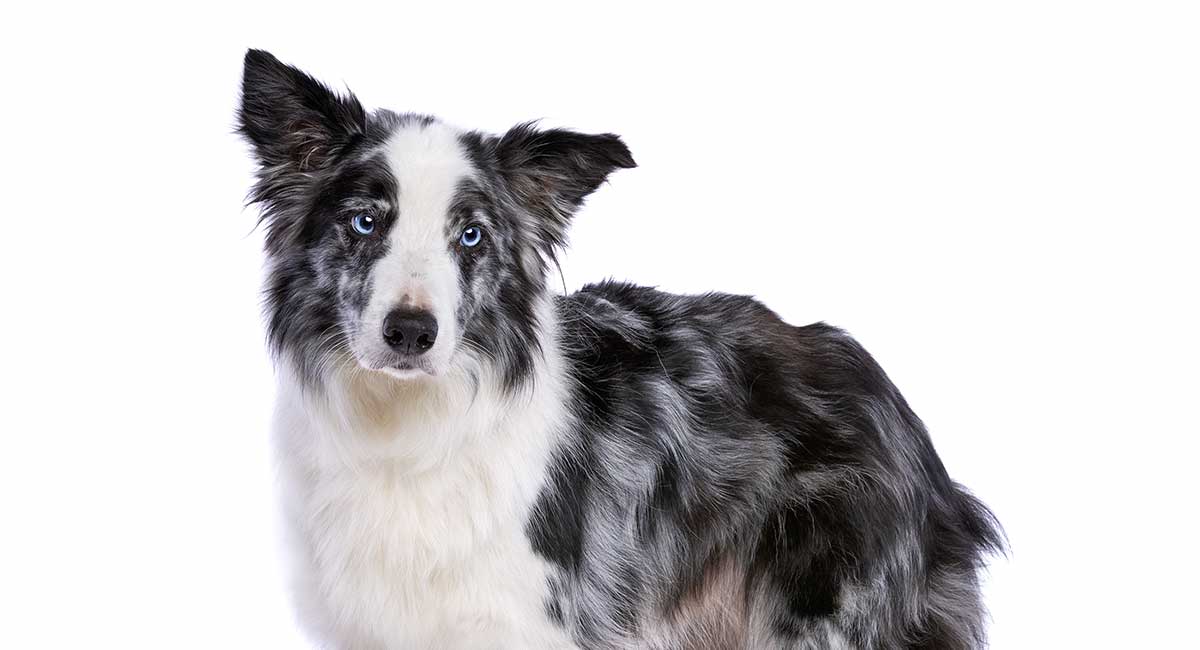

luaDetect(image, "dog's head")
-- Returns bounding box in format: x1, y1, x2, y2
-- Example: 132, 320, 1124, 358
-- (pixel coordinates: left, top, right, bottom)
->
238, 50, 633, 388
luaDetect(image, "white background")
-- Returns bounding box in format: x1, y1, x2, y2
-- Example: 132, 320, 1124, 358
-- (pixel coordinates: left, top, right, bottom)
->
2, 2, 1197, 648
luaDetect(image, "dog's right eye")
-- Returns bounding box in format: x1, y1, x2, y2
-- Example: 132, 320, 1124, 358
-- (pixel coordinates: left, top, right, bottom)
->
350, 213, 376, 236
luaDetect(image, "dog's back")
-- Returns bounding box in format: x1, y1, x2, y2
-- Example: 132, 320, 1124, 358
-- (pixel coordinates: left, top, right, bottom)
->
531, 281, 1003, 648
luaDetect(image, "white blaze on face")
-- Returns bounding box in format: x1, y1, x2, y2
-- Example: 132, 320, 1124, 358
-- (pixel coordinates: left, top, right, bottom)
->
359, 121, 474, 378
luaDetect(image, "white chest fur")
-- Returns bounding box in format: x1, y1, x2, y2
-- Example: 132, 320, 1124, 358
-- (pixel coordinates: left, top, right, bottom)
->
272, 361, 577, 650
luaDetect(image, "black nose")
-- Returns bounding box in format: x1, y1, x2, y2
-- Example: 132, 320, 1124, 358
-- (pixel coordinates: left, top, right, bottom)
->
382, 308, 438, 355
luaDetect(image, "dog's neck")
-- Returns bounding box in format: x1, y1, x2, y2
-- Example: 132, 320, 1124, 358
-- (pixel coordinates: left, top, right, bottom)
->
279, 294, 566, 472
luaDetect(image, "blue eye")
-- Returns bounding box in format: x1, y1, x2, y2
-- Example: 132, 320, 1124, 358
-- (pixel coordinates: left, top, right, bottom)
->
351, 213, 375, 236
460, 225, 483, 247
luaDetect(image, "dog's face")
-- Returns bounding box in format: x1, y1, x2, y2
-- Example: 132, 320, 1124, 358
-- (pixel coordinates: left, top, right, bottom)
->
238, 50, 633, 387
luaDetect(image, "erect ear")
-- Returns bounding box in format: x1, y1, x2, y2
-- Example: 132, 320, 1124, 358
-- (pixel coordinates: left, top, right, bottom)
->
237, 49, 366, 176
496, 123, 636, 249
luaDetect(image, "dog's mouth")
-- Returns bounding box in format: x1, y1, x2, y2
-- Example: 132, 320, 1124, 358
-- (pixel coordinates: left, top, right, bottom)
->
366, 356, 437, 380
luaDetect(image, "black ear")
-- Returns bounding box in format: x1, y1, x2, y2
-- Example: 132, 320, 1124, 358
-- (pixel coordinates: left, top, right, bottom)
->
496, 123, 635, 248
237, 49, 366, 175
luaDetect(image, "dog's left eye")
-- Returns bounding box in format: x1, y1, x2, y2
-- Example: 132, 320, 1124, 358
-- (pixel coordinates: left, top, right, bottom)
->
350, 213, 376, 236
460, 225, 483, 247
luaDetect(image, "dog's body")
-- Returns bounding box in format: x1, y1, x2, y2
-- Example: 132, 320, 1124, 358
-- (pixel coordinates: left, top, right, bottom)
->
240, 51, 1002, 649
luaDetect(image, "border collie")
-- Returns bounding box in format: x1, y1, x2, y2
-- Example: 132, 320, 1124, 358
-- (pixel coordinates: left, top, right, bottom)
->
238, 50, 1003, 649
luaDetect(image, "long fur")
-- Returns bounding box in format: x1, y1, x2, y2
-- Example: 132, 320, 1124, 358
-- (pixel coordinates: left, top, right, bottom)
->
238, 49, 1003, 649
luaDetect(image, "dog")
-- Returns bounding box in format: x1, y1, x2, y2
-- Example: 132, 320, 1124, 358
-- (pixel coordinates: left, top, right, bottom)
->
238, 49, 1003, 649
